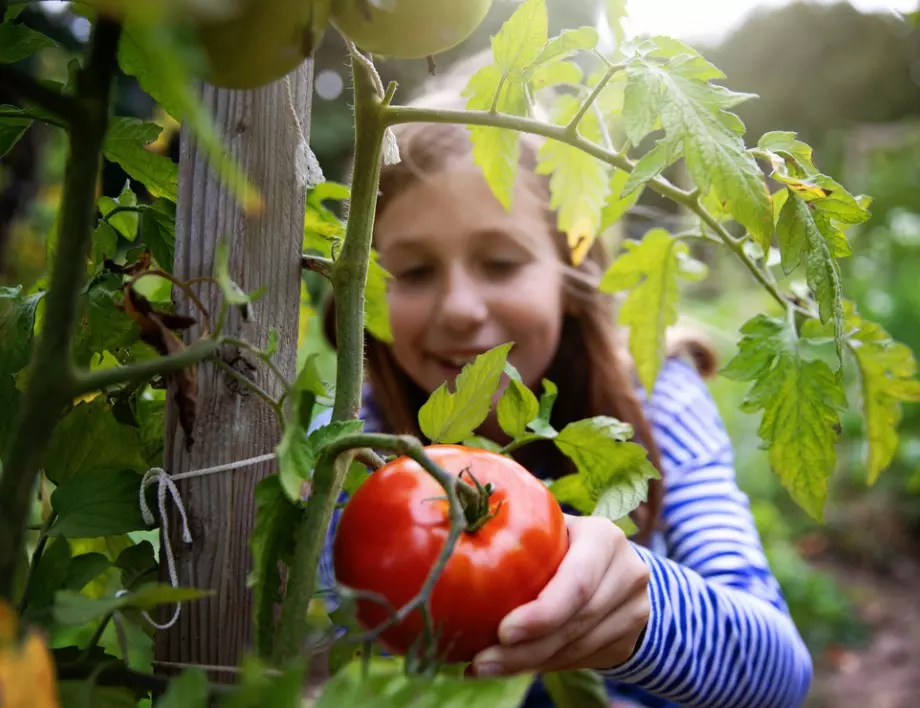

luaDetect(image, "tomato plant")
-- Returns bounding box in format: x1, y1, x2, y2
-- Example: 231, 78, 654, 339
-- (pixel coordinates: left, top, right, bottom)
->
332, 0, 493, 59
333, 444, 568, 663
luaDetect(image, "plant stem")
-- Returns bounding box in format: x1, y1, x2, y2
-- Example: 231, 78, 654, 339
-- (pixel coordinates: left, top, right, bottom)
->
130, 269, 212, 334
382, 105, 793, 313
272, 52, 388, 663
214, 359, 283, 420
0, 105, 67, 129
56, 662, 234, 697
565, 63, 625, 135
0, 65, 81, 123
16, 512, 57, 613
0, 18, 122, 602
499, 433, 546, 456
69, 338, 220, 397
220, 336, 290, 393
301, 253, 334, 280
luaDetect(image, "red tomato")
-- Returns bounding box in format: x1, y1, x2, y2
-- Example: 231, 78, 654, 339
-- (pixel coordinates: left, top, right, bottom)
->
332, 444, 569, 664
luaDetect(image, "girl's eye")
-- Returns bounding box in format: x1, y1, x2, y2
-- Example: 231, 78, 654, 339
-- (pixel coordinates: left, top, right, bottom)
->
395, 264, 434, 285
482, 258, 521, 277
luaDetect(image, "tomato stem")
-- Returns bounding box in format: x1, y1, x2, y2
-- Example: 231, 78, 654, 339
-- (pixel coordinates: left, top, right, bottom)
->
455, 468, 499, 533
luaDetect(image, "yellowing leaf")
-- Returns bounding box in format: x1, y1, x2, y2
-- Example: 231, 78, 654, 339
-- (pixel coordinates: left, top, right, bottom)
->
599, 229, 707, 393
721, 314, 846, 521
537, 95, 611, 265
845, 302, 920, 484
600, 168, 643, 230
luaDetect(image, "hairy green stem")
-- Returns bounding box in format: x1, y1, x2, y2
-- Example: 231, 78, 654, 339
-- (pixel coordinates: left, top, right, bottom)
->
69, 338, 220, 397
382, 105, 794, 313
272, 53, 388, 663
0, 19, 122, 602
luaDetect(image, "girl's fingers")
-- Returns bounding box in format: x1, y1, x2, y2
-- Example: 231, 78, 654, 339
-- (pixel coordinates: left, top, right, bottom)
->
496, 516, 617, 645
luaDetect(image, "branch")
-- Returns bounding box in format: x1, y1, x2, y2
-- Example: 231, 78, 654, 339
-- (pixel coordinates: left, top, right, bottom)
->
56, 662, 234, 698
0, 17, 123, 602
0, 64, 81, 124
15, 512, 57, 613
214, 359, 283, 420
69, 338, 220, 397
273, 54, 389, 662
565, 62, 625, 135
382, 105, 793, 313
301, 253, 334, 280
0, 105, 67, 129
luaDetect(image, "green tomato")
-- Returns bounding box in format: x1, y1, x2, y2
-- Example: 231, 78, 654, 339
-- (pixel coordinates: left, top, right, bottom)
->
332, 0, 493, 59
195, 0, 313, 90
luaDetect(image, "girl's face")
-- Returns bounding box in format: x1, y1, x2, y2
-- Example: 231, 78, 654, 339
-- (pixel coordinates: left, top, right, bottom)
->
374, 160, 565, 401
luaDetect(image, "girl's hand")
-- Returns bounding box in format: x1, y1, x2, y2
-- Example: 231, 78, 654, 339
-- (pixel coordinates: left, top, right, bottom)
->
470, 515, 651, 677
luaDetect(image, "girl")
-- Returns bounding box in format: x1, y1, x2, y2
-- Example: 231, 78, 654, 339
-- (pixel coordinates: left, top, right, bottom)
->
309, 66, 813, 708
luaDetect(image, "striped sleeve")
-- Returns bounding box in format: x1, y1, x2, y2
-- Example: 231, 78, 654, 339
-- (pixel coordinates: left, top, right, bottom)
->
600, 357, 813, 707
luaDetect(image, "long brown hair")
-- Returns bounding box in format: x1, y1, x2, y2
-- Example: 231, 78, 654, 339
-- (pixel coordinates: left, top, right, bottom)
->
323, 62, 717, 544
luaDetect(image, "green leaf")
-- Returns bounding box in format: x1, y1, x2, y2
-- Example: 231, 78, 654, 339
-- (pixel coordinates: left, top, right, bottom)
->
418, 343, 513, 444
62, 553, 110, 592
497, 378, 539, 440
157, 668, 209, 708
620, 135, 681, 198
72, 274, 139, 364
219, 655, 305, 708
57, 682, 139, 708
277, 419, 362, 503
21, 536, 72, 620
537, 94, 611, 265
53, 584, 212, 626
529, 378, 559, 438
529, 60, 583, 90
844, 302, 920, 484
623, 58, 772, 247
543, 669, 609, 708
551, 417, 659, 522
249, 475, 302, 658
49, 469, 147, 538
214, 237, 265, 307
103, 117, 178, 201
0, 285, 42, 452
529, 27, 597, 68
0, 113, 30, 158
463, 65, 528, 211
600, 168, 643, 230
599, 229, 708, 393
140, 197, 176, 272
366, 249, 393, 342
776, 191, 844, 359
114, 541, 158, 592
98, 180, 139, 241
43, 398, 148, 486
90, 222, 119, 266
491, 0, 548, 74
757, 131, 818, 174
0, 21, 58, 63
315, 656, 533, 707
721, 314, 846, 520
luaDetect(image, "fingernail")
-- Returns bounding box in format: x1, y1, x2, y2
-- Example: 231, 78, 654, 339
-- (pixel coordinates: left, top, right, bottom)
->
474, 663, 503, 677
500, 626, 525, 644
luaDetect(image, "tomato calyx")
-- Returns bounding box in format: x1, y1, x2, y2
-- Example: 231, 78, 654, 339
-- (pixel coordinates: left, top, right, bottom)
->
456, 466, 504, 533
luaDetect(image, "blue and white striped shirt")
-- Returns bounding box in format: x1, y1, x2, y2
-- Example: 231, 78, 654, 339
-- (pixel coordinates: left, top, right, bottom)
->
311, 356, 813, 707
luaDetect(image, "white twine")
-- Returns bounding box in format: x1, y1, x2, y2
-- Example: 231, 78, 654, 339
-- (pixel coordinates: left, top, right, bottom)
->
135, 452, 277, 631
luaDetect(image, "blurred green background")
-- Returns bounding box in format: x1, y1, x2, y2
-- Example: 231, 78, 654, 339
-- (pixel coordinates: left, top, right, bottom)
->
2, 2, 919, 705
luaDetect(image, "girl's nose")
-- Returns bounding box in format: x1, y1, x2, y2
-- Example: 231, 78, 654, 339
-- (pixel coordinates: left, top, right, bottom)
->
436, 265, 488, 334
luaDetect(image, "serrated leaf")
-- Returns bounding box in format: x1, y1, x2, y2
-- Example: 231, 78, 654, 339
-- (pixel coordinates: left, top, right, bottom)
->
49, 469, 147, 538
544, 669, 609, 708
0, 114, 30, 158
621, 135, 682, 199
529, 27, 597, 68
529, 378, 559, 437
0, 21, 58, 63
497, 378, 539, 439
315, 656, 533, 708
90, 222, 119, 266
776, 191, 844, 359
622, 64, 660, 145
758, 131, 817, 174
277, 419, 362, 503
844, 302, 920, 484
98, 180, 139, 241
156, 668, 209, 708
599, 229, 707, 392
72, 275, 140, 365
249, 475, 302, 657
103, 118, 178, 201
140, 198, 176, 272
529, 60, 583, 90
463, 65, 528, 211
600, 168, 642, 229
0, 286, 42, 451
53, 584, 212, 626
419, 343, 513, 444
491, 0, 548, 74
721, 315, 846, 520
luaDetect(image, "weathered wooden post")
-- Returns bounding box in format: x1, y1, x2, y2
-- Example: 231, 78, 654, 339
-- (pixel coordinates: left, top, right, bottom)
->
155, 61, 315, 677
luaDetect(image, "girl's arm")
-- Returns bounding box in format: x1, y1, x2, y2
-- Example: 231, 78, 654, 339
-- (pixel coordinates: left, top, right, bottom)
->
601, 357, 813, 708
